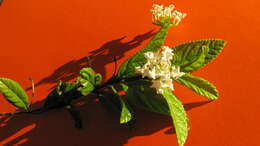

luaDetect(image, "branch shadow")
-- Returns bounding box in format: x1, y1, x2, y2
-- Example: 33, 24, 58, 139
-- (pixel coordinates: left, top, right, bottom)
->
27, 30, 155, 91
1, 30, 213, 146
0, 98, 212, 146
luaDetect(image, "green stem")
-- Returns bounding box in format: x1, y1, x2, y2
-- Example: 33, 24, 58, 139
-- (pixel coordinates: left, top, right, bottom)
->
0, 108, 44, 116
0, 75, 143, 116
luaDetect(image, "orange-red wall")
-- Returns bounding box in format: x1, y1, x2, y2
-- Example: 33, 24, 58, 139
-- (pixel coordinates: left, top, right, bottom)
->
0, 0, 259, 145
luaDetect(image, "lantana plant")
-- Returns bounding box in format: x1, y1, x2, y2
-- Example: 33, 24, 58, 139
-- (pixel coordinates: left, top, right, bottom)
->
0, 3, 226, 146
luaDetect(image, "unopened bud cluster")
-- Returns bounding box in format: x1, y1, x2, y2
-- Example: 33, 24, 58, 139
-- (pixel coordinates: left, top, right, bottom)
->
136, 46, 185, 94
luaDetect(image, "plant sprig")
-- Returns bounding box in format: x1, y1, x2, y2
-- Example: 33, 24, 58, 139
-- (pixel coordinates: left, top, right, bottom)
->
0, 3, 226, 146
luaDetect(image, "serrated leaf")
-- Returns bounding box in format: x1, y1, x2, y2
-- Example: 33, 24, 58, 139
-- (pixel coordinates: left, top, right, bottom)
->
125, 80, 170, 115
117, 24, 171, 78
179, 45, 209, 72
162, 89, 188, 146
176, 74, 219, 100
0, 78, 29, 110
172, 39, 226, 72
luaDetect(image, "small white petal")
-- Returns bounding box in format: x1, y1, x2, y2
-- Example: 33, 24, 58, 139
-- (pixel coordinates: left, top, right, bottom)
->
171, 66, 185, 78
151, 4, 186, 26
147, 68, 156, 79
144, 52, 155, 60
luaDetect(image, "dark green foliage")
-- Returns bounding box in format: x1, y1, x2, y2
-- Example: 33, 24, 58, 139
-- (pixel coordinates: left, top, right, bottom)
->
123, 80, 170, 115
98, 92, 121, 113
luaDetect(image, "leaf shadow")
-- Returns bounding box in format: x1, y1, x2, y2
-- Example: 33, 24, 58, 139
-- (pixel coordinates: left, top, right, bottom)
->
163, 100, 213, 135
26, 29, 155, 91
1, 30, 213, 146
0, 99, 212, 146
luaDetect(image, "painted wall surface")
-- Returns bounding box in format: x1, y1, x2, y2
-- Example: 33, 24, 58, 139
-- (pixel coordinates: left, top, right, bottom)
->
0, 0, 259, 146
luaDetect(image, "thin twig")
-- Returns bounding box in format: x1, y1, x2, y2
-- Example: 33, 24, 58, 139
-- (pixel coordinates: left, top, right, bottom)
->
86, 56, 92, 67
94, 75, 143, 91
0, 75, 143, 117
113, 56, 118, 77
0, 108, 44, 116
28, 77, 35, 97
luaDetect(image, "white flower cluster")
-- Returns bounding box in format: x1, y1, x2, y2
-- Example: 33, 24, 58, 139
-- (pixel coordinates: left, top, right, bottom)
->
136, 46, 185, 94
151, 4, 187, 26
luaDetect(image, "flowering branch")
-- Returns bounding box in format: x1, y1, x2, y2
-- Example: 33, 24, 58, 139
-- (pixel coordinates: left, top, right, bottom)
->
0, 3, 226, 146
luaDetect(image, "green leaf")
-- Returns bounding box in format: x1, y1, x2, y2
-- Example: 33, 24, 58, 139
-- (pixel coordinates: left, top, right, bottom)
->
162, 89, 188, 146
44, 81, 78, 109
56, 81, 77, 96
176, 74, 219, 100
110, 85, 133, 124
172, 39, 226, 72
117, 59, 130, 78
94, 73, 102, 85
120, 83, 128, 92
0, 0, 3, 5
77, 78, 94, 96
98, 92, 121, 113
62, 82, 77, 93
125, 80, 170, 115
79, 67, 96, 85
77, 67, 102, 96
185, 46, 208, 72
119, 96, 132, 124
117, 24, 171, 78
56, 81, 63, 95
0, 78, 29, 110
44, 90, 65, 109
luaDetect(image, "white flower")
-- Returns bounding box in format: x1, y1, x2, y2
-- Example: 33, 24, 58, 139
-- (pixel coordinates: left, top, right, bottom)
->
151, 76, 174, 94
172, 10, 187, 26
151, 80, 164, 94
164, 78, 174, 90
161, 46, 174, 61
151, 4, 186, 26
135, 46, 185, 94
163, 4, 175, 17
171, 66, 185, 78
147, 67, 157, 79
144, 52, 155, 60
151, 4, 164, 20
